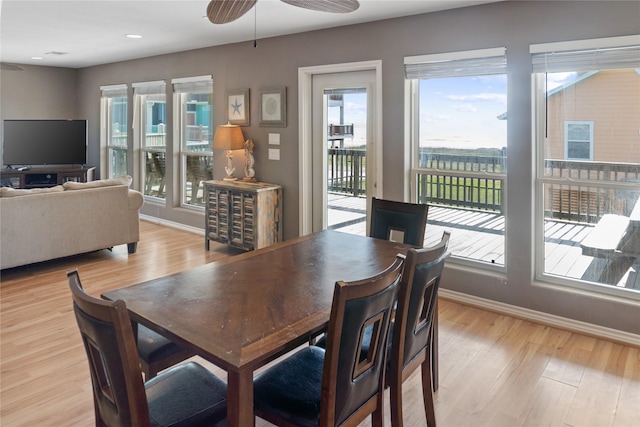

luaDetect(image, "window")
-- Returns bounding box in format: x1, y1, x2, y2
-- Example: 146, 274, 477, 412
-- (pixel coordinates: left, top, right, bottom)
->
173, 76, 214, 207
100, 84, 128, 178
532, 36, 640, 296
565, 121, 593, 160
405, 47, 507, 267
134, 81, 167, 199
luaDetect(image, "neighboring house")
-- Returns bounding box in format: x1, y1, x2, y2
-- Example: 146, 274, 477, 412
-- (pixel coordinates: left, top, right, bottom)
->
546, 68, 640, 163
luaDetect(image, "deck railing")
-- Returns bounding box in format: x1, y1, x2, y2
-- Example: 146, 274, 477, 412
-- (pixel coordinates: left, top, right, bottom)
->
328, 148, 366, 196
328, 150, 639, 223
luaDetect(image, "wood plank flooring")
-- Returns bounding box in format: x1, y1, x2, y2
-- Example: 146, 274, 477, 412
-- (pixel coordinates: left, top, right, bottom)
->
1, 220, 639, 426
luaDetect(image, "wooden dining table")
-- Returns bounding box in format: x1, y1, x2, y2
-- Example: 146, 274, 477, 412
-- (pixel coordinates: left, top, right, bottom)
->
102, 229, 412, 427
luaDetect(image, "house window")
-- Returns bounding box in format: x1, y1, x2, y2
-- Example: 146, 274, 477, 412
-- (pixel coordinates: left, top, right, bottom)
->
172, 76, 213, 207
532, 36, 640, 297
565, 121, 593, 160
100, 84, 128, 179
134, 81, 167, 200
405, 47, 507, 267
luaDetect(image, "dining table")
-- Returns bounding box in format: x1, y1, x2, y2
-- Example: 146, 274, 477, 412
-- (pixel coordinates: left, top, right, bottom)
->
102, 229, 414, 427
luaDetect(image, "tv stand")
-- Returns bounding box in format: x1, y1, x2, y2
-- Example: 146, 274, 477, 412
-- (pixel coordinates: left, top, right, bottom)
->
0, 166, 95, 189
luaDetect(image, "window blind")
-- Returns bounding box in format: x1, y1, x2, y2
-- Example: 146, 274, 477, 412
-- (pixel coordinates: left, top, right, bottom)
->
531, 35, 640, 73
404, 47, 506, 79
172, 76, 213, 93
100, 84, 127, 98
133, 80, 166, 95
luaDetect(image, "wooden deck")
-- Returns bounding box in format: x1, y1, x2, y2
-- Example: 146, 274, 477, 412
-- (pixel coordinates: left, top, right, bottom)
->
328, 193, 640, 289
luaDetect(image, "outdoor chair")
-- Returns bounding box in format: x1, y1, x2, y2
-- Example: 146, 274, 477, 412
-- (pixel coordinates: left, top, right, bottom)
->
369, 197, 428, 247
253, 255, 405, 427
68, 269, 227, 426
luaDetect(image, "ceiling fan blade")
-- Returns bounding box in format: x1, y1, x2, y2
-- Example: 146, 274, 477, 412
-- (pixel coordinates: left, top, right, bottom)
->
281, 0, 360, 14
1, 62, 24, 71
207, 0, 257, 24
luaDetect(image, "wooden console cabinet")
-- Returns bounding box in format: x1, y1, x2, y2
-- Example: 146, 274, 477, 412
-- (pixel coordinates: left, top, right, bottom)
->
204, 180, 283, 251
0, 166, 95, 189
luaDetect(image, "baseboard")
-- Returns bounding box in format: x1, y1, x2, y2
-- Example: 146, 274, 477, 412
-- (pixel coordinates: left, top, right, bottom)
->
139, 214, 204, 236
439, 288, 640, 347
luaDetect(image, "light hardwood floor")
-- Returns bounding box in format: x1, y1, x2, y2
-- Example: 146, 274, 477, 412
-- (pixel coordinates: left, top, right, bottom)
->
1, 220, 638, 427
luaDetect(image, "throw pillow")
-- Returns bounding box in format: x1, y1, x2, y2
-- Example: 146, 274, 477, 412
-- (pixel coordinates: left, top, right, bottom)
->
63, 175, 132, 190
0, 185, 65, 198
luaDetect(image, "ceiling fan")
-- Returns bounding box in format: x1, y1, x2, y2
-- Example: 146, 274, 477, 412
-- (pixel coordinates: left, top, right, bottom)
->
207, 0, 360, 24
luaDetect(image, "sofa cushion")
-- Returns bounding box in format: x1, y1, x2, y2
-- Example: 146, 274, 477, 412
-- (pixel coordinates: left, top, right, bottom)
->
63, 175, 132, 190
0, 185, 64, 197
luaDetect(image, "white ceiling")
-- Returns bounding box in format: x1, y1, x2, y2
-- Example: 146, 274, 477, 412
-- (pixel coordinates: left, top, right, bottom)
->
1, 0, 501, 69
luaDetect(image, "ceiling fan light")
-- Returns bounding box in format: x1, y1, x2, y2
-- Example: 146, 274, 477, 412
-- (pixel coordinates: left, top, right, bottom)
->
281, 0, 360, 14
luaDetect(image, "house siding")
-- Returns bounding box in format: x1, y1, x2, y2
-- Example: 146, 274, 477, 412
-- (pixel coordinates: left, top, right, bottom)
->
546, 69, 640, 163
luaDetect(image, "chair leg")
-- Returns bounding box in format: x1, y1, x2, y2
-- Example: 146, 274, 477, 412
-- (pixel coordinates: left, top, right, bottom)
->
371, 391, 385, 427
389, 376, 404, 427
422, 358, 437, 427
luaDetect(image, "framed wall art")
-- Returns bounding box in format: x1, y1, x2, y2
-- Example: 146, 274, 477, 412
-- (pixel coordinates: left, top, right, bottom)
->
259, 86, 287, 127
226, 88, 250, 126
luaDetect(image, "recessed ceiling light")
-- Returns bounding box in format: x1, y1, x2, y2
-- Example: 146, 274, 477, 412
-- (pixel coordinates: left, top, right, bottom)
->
126, 34, 143, 39
31, 56, 43, 60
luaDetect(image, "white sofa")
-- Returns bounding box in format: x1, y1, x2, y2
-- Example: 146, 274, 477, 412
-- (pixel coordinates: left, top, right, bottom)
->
0, 176, 143, 270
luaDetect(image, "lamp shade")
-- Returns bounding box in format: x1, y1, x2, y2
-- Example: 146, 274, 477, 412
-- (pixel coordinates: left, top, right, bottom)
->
213, 122, 245, 151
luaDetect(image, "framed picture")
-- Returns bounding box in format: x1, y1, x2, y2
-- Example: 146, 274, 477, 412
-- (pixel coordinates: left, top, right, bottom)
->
259, 86, 287, 127
226, 88, 250, 126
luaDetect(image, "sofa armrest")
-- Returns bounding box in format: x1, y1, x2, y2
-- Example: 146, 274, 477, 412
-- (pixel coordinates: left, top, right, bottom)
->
128, 189, 144, 210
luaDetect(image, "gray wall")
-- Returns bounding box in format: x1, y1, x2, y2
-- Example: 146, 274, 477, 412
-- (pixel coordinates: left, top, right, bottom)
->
2, 1, 639, 334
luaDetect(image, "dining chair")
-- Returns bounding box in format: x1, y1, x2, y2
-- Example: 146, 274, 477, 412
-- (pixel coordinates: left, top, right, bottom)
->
369, 197, 429, 247
253, 255, 405, 427
137, 325, 196, 380
388, 232, 450, 427
68, 268, 194, 380
314, 232, 451, 427
67, 269, 227, 427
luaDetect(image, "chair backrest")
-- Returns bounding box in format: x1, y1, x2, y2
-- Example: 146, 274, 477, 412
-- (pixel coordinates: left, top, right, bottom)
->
369, 197, 429, 246
67, 269, 151, 427
391, 232, 450, 376
320, 255, 405, 426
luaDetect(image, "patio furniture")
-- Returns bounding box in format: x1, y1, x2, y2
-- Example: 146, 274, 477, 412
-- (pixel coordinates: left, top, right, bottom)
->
581, 197, 640, 260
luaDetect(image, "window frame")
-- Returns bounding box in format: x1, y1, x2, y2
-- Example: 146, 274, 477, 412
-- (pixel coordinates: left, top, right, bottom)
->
405, 47, 507, 270
564, 120, 594, 161
172, 76, 214, 209
531, 35, 640, 300
100, 84, 129, 180
134, 81, 167, 201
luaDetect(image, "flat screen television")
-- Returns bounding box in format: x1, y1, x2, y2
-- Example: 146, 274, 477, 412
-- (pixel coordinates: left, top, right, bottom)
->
2, 119, 88, 167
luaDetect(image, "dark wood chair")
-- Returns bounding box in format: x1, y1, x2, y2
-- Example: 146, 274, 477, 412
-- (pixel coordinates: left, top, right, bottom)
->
137, 325, 195, 380
253, 255, 405, 427
388, 231, 450, 427
68, 267, 194, 380
369, 197, 429, 247
67, 269, 227, 427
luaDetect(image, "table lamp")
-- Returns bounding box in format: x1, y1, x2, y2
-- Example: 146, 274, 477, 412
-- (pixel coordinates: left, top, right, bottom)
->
213, 122, 245, 181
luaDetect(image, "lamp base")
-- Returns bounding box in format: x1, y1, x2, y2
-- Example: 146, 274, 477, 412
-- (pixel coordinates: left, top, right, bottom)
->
223, 176, 238, 181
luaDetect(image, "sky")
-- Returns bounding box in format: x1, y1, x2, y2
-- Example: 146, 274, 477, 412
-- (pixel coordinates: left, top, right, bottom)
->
326, 72, 582, 151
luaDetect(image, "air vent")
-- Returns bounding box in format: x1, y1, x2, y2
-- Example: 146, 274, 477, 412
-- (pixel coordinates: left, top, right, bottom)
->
45, 51, 68, 56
